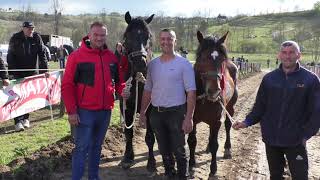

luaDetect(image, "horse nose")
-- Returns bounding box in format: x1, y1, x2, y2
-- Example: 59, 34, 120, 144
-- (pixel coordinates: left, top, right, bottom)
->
208, 89, 221, 98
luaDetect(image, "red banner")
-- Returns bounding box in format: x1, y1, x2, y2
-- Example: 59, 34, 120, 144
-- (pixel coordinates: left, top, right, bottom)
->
0, 71, 62, 122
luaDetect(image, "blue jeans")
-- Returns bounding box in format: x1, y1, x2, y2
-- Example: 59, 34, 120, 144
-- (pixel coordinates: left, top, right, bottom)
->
72, 108, 111, 180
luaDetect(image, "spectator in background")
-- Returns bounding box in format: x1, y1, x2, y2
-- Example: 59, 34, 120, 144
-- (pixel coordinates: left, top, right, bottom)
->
57, 45, 69, 68
0, 57, 9, 87
43, 44, 51, 61
179, 46, 188, 58
7, 21, 48, 132
146, 47, 153, 63
114, 42, 123, 62
267, 59, 270, 68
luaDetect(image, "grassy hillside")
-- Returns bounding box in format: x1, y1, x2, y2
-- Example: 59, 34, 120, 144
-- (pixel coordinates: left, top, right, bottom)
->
0, 9, 319, 60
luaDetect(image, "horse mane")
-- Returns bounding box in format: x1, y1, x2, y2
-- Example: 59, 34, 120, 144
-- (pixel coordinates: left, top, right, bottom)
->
196, 35, 228, 61
123, 17, 152, 40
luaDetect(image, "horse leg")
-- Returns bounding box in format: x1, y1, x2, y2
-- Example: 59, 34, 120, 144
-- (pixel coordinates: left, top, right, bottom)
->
120, 111, 135, 169
187, 125, 197, 171
224, 89, 238, 159
209, 121, 222, 176
145, 111, 156, 172
223, 115, 232, 159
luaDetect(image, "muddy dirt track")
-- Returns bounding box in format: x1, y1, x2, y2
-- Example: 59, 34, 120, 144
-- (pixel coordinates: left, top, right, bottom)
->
1, 71, 319, 180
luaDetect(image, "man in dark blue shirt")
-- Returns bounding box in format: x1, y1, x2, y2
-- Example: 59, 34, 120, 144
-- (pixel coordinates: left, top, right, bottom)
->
233, 40, 320, 180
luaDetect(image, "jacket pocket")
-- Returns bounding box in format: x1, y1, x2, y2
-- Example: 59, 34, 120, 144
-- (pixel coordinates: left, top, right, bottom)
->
74, 62, 95, 86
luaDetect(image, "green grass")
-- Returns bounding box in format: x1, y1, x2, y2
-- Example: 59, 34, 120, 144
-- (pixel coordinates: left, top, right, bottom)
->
0, 117, 69, 165
0, 102, 122, 165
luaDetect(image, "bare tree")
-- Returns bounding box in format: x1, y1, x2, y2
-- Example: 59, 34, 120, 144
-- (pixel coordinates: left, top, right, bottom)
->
51, 0, 63, 35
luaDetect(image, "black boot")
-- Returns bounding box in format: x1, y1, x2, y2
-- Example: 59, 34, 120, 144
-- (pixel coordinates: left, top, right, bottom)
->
163, 154, 176, 178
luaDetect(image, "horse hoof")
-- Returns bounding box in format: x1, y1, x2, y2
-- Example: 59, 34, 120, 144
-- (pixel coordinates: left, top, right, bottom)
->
189, 167, 195, 177
210, 163, 217, 176
209, 172, 216, 178
119, 159, 135, 169
223, 149, 232, 159
223, 153, 232, 159
146, 158, 157, 172
189, 159, 196, 169
205, 145, 210, 153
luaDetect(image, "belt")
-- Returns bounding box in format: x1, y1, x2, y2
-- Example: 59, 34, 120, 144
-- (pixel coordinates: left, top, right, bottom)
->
154, 104, 185, 112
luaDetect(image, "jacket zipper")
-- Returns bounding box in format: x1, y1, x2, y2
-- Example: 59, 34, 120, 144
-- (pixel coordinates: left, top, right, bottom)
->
22, 43, 25, 56
99, 51, 106, 108
276, 73, 287, 144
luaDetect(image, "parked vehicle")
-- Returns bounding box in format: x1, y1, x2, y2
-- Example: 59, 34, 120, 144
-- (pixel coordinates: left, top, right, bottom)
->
40, 34, 73, 61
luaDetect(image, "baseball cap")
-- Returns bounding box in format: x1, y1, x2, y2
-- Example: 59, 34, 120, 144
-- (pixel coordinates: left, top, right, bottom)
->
22, 21, 35, 28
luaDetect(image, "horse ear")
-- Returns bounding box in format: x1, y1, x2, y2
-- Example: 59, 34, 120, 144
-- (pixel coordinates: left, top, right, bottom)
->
197, 31, 204, 43
145, 14, 155, 24
218, 31, 229, 44
125, 11, 132, 24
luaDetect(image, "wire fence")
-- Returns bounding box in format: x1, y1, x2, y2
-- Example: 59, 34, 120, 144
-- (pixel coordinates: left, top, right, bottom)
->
304, 65, 320, 77
237, 62, 262, 78
0, 62, 262, 132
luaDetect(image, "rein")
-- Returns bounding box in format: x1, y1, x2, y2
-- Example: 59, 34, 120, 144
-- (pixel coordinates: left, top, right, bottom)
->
121, 49, 147, 129
121, 72, 146, 129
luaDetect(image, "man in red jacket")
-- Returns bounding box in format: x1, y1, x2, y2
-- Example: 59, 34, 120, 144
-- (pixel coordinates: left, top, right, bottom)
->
62, 21, 127, 180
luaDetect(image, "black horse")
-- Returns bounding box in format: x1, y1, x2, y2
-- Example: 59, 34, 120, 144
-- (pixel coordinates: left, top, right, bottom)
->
119, 11, 157, 172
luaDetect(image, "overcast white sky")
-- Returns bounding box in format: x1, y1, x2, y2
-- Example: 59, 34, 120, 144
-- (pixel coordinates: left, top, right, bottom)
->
0, 0, 318, 17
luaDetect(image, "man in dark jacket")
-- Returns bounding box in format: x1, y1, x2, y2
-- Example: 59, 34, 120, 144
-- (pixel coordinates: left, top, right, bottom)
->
233, 40, 320, 180
7, 21, 48, 131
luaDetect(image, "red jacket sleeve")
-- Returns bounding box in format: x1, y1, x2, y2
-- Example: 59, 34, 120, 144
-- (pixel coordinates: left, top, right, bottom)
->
61, 53, 78, 114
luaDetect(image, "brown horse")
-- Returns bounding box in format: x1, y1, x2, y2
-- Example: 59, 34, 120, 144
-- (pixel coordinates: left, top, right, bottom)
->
187, 31, 238, 176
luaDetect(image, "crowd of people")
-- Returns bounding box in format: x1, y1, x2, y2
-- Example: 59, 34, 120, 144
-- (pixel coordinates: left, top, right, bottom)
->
0, 20, 319, 180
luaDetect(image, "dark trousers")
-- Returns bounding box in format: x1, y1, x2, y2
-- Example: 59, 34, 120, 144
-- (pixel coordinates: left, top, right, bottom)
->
150, 105, 189, 178
59, 57, 65, 68
265, 144, 308, 180
14, 113, 29, 125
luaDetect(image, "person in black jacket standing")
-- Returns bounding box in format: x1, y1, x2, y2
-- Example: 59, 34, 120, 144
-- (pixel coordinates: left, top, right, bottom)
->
7, 21, 48, 132
232, 40, 320, 180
